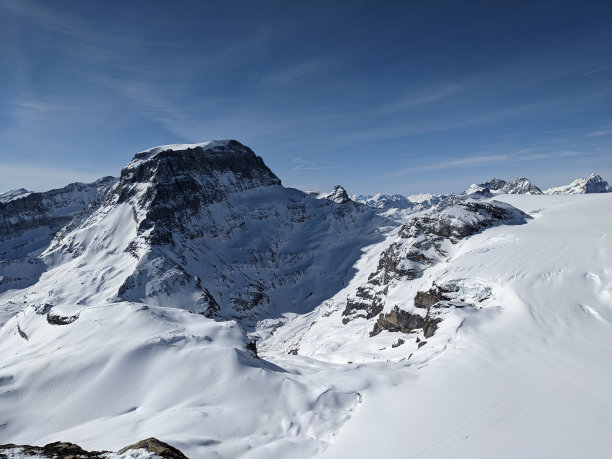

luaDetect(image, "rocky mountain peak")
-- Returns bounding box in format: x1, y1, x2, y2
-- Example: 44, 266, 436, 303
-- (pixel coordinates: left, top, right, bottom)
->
0, 188, 31, 203
119, 140, 280, 189
584, 174, 611, 193
545, 173, 612, 194
479, 178, 507, 191
503, 177, 542, 194
109, 140, 282, 240
324, 185, 351, 204
464, 184, 492, 197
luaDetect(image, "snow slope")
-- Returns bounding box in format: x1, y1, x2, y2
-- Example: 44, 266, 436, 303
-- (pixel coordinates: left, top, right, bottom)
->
0, 189, 30, 203
319, 193, 612, 458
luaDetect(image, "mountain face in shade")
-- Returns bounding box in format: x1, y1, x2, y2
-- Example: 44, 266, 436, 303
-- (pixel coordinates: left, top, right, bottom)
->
479, 178, 507, 191
109, 140, 282, 243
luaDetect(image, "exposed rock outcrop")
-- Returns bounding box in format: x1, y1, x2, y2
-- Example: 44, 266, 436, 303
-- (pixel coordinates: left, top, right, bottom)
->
370, 306, 441, 338
0, 437, 188, 459
343, 197, 528, 324
118, 437, 188, 458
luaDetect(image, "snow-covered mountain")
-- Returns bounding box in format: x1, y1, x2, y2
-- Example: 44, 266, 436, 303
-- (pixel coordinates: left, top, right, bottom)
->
0, 176, 117, 295
352, 193, 414, 209
2, 141, 380, 326
478, 177, 543, 194
322, 185, 352, 204
463, 183, 493, 196
545, 173, 612, 194
0, 188, 31, 203
478, 177, 507, 191
1, 141, 611, 459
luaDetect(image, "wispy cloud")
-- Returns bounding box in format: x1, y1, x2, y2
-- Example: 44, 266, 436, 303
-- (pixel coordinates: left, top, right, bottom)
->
584, 65, 612, 76
385, 150, 588, 178
283, 157, 343, 173
587, 126, 612, 137
258, 57, 339, 87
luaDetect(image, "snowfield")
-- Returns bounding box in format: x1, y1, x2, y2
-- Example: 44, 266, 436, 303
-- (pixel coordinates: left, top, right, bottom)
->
0, 143, 610, 458
320, 193, 612, 458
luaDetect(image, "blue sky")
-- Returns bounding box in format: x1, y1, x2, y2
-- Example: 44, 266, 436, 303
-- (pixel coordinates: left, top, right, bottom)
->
1, 0, 610, 195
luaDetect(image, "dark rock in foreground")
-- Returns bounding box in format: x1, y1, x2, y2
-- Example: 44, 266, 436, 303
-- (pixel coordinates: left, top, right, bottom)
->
118, 437, 189, 458
0, 437, 188, 459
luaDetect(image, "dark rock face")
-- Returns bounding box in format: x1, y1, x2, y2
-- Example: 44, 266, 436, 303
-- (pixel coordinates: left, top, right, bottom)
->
111, 140, 281, 243
583, 174, 611, 193
342, 286, 387, 323
480, 178, 507, 191
0, 441, 106, 458
118, 437, 188, 459
0, 437, 188, 459
370, 306, 442, 338
370, 306, 424, 336
343, 197, 528, 325
414, 284, 459, 308
423, 312, 442, 338
246, 340, 259, 358
414, 281, 490, 310
46, 311, 79, 325
0, 176, 117, 253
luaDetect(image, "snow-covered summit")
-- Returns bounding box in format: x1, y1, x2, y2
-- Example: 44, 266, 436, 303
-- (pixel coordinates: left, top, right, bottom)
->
477, 177, 542, 195
0, 188, 30, 203
128, 140, 237, 168
479, 178, 507, 191
111, 140, 282, 243
352, 193, 413, 209
545, 173, 612, 194
323, 185, 352, 204
464, 184, 492, 197
503, 177, 542, 194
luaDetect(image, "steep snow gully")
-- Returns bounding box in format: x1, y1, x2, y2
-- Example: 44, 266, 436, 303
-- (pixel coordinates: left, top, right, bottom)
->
1, 141, 611, 458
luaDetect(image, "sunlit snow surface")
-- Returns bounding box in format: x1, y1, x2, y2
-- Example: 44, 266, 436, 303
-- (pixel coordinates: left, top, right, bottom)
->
0, 194, 611, 458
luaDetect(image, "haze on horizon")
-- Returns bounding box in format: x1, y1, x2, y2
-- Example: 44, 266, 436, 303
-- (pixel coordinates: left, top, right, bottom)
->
0, 0, 610, 195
